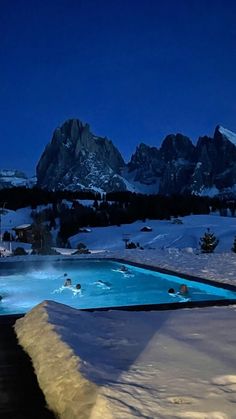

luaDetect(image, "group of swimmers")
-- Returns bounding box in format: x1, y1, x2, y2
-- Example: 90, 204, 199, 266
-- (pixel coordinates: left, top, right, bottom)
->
62, 265, 130, 292
61, 269, 190, 300
63, 273, 81, 290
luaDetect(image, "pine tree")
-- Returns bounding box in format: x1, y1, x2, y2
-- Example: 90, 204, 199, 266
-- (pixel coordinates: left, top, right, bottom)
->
232, 236, 236, 253
199, 228, 219, 253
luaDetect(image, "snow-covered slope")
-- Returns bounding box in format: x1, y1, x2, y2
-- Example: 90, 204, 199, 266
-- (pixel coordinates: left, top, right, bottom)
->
0, 207, 33, 230
2, 206, 236, 255
218, 125, 236, 145
70, 214, 236, 253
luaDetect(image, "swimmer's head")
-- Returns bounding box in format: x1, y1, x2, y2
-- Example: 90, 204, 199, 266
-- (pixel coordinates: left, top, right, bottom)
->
64, 278, 72, 286
168, 288, 175, 294
179, 284, 188, 295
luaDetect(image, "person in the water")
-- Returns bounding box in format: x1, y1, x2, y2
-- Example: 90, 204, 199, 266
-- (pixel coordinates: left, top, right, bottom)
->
75, 283, 81, 290
179, 284, 189, 296
94, 280, 111, 289
168, 288, 176, 295
168, 286, 190, 302
64, 278, 72, 287
119, 265, 128, 273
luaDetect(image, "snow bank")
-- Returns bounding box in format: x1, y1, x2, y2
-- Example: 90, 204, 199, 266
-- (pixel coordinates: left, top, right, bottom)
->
14, 301, 112, 419
15, 300, 236, 418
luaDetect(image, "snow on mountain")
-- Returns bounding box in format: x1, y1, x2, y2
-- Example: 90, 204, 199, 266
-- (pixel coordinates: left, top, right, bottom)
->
198, 185, 220, 197
218, 125, 236, 145
0, 170, 36, 189
119, 168, 161, 194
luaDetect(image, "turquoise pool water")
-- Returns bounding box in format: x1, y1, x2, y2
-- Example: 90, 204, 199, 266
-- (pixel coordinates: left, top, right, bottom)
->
0, 259, 236, 315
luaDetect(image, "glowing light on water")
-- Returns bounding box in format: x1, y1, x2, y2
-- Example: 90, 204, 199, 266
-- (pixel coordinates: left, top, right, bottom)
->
0, 260, 236, 315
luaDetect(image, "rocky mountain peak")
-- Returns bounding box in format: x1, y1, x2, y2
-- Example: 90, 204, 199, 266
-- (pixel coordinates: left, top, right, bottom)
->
128, 143, 160, 167
36, 118, 125, 192
33, 119, 236, 197
160, 133, 195, 161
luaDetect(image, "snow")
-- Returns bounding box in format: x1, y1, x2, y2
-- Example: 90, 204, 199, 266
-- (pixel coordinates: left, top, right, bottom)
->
70, 214, 236, 254
121, 168, 161, 194
0, 176, 28, 186
0, 170, 36, 188
2, 210, 236, 417
0, 169, 18, 176
199, 186, 220, 197
0, 207, 32, 231
218, 126, 236, 145
76, 200, 95, 207
15, 300, 236, 419
13, 223, 31, 229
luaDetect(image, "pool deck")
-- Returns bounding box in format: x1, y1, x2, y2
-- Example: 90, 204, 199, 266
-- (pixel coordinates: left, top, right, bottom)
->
0, 314, 56, 419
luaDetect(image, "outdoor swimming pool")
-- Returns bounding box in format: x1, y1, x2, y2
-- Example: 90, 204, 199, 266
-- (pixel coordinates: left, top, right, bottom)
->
0, 259, 236, 315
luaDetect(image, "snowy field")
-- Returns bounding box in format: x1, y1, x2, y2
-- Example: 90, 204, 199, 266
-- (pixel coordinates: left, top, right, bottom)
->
1, 208, 236, 417
69, 214, 236, 253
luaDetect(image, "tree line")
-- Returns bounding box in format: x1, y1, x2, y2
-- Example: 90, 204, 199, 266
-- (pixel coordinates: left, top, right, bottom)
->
1, 187, 236, 245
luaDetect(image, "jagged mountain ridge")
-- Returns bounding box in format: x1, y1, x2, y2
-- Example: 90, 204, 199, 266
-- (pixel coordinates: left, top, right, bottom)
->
128, 125, 236, 196
35, 119, 236, 196
2, 119, 236, 196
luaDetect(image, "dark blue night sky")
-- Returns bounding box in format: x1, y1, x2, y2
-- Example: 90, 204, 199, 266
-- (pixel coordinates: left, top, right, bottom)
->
1, 0, 236, 174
